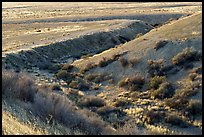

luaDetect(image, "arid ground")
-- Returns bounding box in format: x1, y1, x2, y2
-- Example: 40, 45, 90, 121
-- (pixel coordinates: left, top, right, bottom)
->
2, 2, 202, 135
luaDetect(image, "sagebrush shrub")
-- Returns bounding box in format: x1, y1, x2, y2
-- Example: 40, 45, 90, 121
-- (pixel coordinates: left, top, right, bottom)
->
172, 47, 201, 66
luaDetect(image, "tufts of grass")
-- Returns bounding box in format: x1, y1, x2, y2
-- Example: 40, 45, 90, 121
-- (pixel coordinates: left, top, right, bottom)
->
172, 47, 201, 66
143, 110, 164, 125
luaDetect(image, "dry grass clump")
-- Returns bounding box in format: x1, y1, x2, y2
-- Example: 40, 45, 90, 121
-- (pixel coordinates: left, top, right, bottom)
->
96, 106, 117, 115
79, 96, 106, 108
188, 72, 198, 81
118, 74, 145, 91
164, 97, 189, 111
2, 70, 37, 102
80, 62, 97, 74
172, 47, 201, 66
85, 73, 112, 84
153, 40, 168, 51
147, 59, 165, 77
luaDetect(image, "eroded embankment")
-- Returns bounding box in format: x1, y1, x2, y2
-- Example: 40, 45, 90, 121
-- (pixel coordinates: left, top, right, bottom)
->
2, 20, 154, 72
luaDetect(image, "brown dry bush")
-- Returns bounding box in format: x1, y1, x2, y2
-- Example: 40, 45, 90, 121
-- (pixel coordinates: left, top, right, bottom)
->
147, 59, 165, 77
118, 74, 145, 91
153, 40, 168, 51
55, 70, 74, 82
186, 100, 202, 116
32, 92, 113, 135
85, 73, 112, 83
79, 96, 106, 108
2, 70, 37, 102
61, 64, 74, 72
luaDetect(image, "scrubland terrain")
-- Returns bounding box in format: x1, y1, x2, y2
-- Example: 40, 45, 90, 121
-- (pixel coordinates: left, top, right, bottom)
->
2, 2, 202, 135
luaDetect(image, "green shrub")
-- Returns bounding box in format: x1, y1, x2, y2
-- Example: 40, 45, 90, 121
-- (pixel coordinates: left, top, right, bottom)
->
148, 76, 166, 90
172, 47, 201, 66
